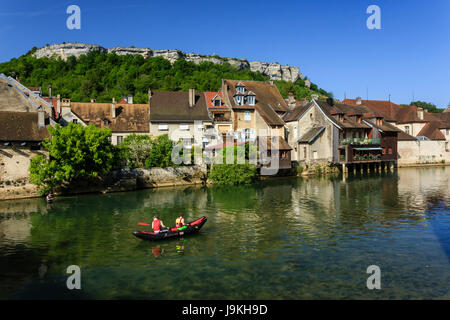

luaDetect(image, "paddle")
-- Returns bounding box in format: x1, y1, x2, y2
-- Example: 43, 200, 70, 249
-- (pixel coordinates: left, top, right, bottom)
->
138, 222, 150, 226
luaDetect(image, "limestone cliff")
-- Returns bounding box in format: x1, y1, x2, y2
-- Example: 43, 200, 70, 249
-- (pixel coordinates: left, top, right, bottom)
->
33, 43, 302, 82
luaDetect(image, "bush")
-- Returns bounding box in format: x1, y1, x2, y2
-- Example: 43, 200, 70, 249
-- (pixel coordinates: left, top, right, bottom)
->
297, 166, 304, 174
145, 134, 174, 168
29, 123, 116, 194
209, 164, 258, 185
119, 134, 153, 168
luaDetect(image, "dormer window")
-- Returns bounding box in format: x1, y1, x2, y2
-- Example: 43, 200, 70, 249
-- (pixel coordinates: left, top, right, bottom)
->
213, 98, 221, 107
234, 94, 244, 106
247, 91, 256, 106
236, 82, 245, 94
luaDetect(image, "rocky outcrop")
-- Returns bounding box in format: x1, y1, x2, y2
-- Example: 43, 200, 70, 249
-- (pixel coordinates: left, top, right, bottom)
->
33, 43, 106, 59
33, 43, 302, 82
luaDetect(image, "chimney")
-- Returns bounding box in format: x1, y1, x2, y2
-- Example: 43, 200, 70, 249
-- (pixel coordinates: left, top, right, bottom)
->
112, 97, 116, 119
417, 107, 424, 120
326, 97, 334, 106
61, 99, 71, 115
148, 88, 152, 101
38, 108, 45, 127
356, 96, 362, 105
127, 94, 133, 104
48, 84, 52, 99
222, 83, 228, 96
189, 88, 195, 107
311, 94, 319, 100
56, 94, 61, 116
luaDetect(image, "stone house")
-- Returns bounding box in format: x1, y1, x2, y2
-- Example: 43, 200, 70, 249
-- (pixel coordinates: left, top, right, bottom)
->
0, 76, 51, 186
204, 91, 233, 137
61, 97, 150, 145
220, 79, 292, 169
149, 88, 212, 148
343, 98, 450, 165
284, 98, 400, 171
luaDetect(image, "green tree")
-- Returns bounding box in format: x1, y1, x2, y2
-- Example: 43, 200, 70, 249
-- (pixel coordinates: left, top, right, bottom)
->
119, 134, 153, 168
0, 50, 330, 103
29, 123, 117, 194
209, 164, 258, 185
410, 101, 444, 113
145, 134, 174, 168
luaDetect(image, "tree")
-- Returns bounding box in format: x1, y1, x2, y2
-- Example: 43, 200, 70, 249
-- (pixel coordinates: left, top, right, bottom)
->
29, 123, 117, 194
119, 134, 153, 168
410, 101, 444, 113
209, 164, 258, 185
0, 50, 330, 103
145, 134, 174, 168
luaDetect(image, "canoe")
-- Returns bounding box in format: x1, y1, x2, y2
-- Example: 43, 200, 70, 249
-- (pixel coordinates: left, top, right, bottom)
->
132, 216, 207, 241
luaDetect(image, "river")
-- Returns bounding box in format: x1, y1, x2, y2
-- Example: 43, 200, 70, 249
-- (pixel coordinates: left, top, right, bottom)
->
0, 167, 449, 299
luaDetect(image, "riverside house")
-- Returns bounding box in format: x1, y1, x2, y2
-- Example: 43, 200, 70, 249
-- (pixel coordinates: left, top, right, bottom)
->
58, 96, 150, 145
204, 91, 233, 137
221, 79, 292, 170
148, 88, 213, 149
284, 98, 400, 171
0, 75, 51, 185
343, 98, 450, 165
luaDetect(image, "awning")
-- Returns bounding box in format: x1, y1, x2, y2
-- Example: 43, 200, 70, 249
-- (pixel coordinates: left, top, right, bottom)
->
354, 147, 382, 151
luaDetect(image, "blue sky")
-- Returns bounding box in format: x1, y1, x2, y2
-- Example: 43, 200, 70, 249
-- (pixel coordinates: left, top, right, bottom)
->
1, 0, 449, 107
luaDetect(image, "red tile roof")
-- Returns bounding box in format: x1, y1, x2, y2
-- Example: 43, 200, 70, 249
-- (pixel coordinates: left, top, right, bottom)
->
204, 92, 230, 110
417, 121, 446, 140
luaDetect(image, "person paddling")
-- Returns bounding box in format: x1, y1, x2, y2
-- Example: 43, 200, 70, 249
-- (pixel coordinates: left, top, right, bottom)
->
175, 213, 185, 228
152, 216, 167, 234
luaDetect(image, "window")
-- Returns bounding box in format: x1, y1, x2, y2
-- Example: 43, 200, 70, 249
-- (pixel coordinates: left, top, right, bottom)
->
303, 147, 307, 159
447, 129, 449, 136
313, 151, 318, 159
281, 151, 289, 160
213, 99, 221, 107
72, 119, 78, 124
236, 85, 245, 93
244, 111, 251, 121
405, 126, 410, 135
117, 136, 123, 144
247, 95, 255, 105
179, 124, 189, 131
388, 148, 392, 154
244, 129, 252, 141
103, 120, 109, 126
158, 124, 168, 131
382, 148, 386, 154
446, 142, 449, 151
235, 95, 244, 105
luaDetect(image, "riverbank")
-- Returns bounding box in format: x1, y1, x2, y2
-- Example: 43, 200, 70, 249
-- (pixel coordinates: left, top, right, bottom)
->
1, 162, 449, 201
0, 166, 207, 201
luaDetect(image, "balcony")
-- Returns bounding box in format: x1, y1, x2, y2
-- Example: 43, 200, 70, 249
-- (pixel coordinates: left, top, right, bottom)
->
340, 138, 380, 145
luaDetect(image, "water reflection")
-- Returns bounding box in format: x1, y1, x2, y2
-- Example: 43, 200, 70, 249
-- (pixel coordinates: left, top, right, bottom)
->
0, 167, 449, 299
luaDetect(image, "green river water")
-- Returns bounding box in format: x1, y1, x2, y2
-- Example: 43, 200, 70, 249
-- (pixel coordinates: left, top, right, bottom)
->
0, 167, 449, 299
